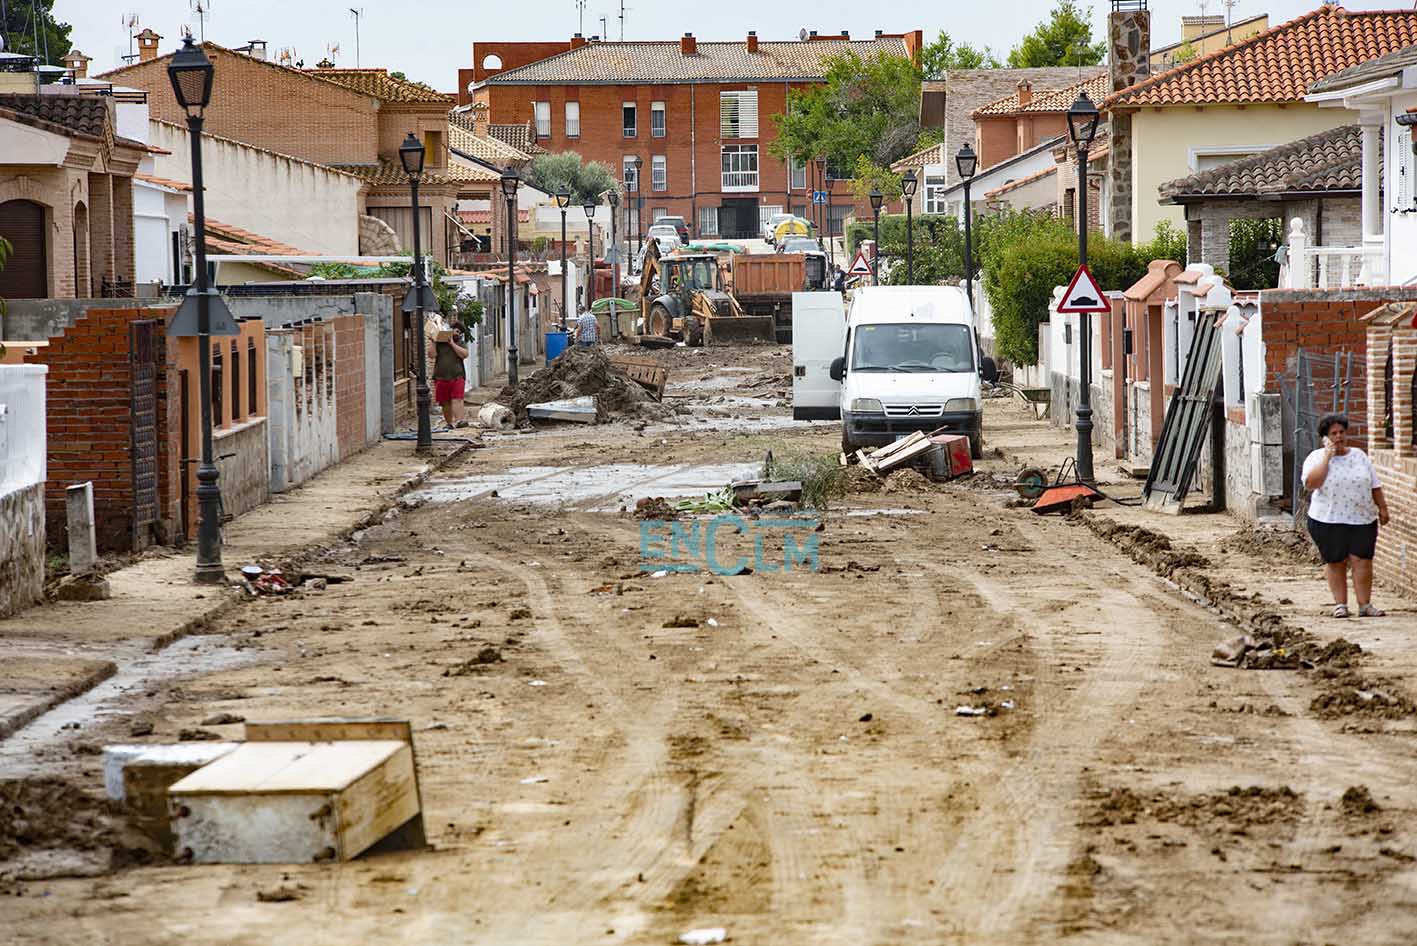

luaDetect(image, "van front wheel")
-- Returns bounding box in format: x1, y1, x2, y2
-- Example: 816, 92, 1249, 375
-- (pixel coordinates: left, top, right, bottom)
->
969, 430, 984, 460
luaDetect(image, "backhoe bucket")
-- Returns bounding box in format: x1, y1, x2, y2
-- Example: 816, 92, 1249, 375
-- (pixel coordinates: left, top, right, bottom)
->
703, 315, 776, 345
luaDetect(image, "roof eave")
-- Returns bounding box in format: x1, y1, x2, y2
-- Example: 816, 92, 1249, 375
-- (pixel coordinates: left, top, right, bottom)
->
1305, 75, 1401, 105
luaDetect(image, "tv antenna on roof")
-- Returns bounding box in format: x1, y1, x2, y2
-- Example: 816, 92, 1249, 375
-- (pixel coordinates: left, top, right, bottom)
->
349, 8, 363, 67
799, 28, 808, 41
190, 0, 211, 43
1222, 0, 1240, 43
575, 0, 586, 36
599, 14, 608, 39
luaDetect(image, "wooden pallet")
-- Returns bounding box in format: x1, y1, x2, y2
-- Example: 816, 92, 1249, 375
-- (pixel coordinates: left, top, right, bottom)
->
609, 356, 669, 400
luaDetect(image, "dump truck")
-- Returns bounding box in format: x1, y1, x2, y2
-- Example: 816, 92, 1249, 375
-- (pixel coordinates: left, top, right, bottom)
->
731, 252, 829, 343
638, 241, 776, 345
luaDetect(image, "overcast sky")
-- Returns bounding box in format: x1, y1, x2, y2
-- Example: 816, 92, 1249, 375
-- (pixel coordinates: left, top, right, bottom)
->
52, 0, 1377, 89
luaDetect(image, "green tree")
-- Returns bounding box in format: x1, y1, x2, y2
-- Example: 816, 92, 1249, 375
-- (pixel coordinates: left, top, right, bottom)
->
920, 31, 1000, 78
308, 255, 460, 316
1172, 40, 1198, 64
1, 0, 71, 63
523, 152, 619, 204
1006, 0, 1105, 68
847, 156, 903, 205
770, 52, 924, 172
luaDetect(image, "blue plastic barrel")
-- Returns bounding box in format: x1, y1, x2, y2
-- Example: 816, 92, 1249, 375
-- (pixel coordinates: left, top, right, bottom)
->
545, 331, 569, 364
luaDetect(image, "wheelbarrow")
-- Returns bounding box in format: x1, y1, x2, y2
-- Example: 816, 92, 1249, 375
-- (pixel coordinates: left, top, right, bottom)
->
1014, 458, 1107, 515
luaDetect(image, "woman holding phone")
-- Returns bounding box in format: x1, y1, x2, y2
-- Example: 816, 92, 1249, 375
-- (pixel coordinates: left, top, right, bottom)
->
1301, 414, 1390, 617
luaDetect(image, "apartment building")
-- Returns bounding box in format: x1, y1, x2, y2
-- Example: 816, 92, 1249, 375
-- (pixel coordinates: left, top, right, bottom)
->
466, 30, 922, 239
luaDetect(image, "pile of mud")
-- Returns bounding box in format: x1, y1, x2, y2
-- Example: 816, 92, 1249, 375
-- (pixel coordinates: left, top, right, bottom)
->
1088, 784, 1303, 829
0, 777, 164, 879
843, 465, 940, 495
1310, 670, 1417, 720
496, 347, 674, 425
1220, 525, 1320, 566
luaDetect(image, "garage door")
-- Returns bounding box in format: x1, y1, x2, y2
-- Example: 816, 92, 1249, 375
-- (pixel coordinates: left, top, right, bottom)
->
0, 200, 47, 299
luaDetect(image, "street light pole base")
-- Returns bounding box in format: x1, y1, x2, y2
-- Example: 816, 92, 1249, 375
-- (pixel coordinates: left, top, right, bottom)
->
193, 562, 227, 585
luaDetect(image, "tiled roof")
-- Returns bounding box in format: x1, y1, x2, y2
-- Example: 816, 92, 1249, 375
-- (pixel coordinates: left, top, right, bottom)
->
304, 67, 454, 104
1309, 40, 1417, 93
974, 73, 1108, 117
0, 93, 108, 138
150, 118, 363, 181
890, 142, 944, 173
134, 172, 192, 192
457, 208, 530, 225
331, 158, 499, 187
984, 165, 1056, 199
1106, 5, 1417, 108
1158, 124, 1368, 202
482, 37, 911, 84
448, 115, 529, 166
488, 123, 544, 155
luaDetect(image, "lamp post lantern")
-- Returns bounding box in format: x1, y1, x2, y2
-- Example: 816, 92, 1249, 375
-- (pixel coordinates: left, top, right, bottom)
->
867, 188, 884, 285
901, 169, 918, 284
555, 187, 571, 332
168, 36, 225, 583
501, 168, 520, 385
398, 132, 434, 453
956, 143, 978, 310
583, 197, 598, 310
1067, 89, 1101, 484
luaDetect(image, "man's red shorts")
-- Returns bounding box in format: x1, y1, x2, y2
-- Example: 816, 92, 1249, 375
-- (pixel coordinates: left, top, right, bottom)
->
434, 378, 466, 404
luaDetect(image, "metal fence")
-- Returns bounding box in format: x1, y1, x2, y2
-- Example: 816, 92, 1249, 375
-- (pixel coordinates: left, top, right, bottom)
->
1279, 348, 1367, 523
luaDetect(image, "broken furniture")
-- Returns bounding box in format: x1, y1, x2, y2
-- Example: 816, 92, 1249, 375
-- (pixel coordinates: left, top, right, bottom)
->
852, 428, 974, 481
608, 355, 669, 401
161, 718, 426, 864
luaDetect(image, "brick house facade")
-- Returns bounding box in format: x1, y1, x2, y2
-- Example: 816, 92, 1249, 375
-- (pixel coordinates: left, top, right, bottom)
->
99, 44, 498, 266
468, 31, 921, 239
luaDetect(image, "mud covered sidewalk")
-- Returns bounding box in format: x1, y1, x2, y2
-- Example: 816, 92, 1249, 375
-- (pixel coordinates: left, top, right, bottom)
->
5, 354, 1417, 946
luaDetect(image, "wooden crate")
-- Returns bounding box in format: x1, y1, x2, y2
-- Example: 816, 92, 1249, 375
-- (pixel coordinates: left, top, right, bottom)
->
168, 719, 423, 864
608, 355, 668, 400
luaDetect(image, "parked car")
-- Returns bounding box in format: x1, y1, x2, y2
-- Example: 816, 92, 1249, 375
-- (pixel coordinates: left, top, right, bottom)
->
762, 212, 795, 244
777, 236, 822, 255
645, 224, 682, 249
653, 215, 690, 243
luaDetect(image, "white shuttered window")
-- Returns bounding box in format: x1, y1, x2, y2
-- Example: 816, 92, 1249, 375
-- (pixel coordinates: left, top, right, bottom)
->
720, 91, 759, 139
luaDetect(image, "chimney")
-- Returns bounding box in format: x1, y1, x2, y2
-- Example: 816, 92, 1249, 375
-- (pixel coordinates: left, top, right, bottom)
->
62, 50, 92, 79
570, 32, 587, 49
1181, 14, 1224, 42
874, 29, 883, 38
746, 31, 758, 53
1016, 79, 1032, 107
808, 30, 818, 38
136, 28, 162, 63
681, 32, 697, 55
1108, 1, 1151, 244
840, 30, 849, 39
470, 101, 489, 134
246, 40, 268, 61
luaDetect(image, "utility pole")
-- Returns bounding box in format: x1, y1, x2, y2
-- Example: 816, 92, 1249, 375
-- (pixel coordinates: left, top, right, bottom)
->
618, 0, 626, 40
575, 0, 586, 35
349, 8, 362, 67
599, 15, 607, 38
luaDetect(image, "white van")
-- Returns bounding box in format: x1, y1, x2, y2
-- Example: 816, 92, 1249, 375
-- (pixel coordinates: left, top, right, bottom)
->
827, 286, 997, 458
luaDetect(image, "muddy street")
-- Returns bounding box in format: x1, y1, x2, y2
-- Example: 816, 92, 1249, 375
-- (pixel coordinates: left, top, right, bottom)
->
5, 345, 1417, 945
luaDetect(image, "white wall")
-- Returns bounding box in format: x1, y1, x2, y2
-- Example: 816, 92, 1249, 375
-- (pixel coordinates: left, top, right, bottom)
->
0, 364, 47, 495
149, 120, 362, 256
1385, 89, 1417, 285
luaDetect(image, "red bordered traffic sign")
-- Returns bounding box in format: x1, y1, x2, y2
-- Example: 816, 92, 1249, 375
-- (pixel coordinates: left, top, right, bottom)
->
1056, 264, 1111, 314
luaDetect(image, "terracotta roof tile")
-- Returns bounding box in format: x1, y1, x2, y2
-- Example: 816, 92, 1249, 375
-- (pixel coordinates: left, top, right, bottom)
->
482, 37, 911, 85
0, 92, 108, 138
890, 142, 944, 173
134, 172, 192, 192
974, 73, 1109, 117
1309, 40, 1417, 93
984, 165, 1057, 199
303, 67, 454, 104
448, 115, 530, 166
1158, 124, 1370, 201
488, 123, 545, 155
1106, 5, 1417, 108
330, 158, 498, 186
200, 216, 311, 256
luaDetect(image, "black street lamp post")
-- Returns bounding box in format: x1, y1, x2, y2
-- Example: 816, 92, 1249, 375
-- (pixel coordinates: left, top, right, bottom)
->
956, 143, 977, 310
631, 156, 643, 270
398, 133, 434, 453
868, 188, 884, 285
168, 37, 224, 584
555, 187, 571, 332
1068, 90, 1102, 484
501, 168, 520, 385
607, 188, 620, 338
901, 169, 918, 284
583, 197, 598, 310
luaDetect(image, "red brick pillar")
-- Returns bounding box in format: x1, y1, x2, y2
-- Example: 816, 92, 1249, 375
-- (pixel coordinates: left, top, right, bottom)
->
1367, 325, 1392, 451
111, 175, 136, 288
87, 173, 115, 293
1393, 331, 1417, 459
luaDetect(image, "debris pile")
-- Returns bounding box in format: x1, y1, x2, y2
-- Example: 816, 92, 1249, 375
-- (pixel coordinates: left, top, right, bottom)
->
845, 430, 972, 486
496, 347, 674, 425
1087, 784, 1303, 829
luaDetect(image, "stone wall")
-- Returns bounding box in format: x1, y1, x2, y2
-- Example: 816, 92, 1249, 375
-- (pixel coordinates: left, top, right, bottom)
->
0, 482, 45, 618
213, 418, 270, 522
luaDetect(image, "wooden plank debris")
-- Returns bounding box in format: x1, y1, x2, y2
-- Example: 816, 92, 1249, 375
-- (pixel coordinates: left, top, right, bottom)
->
609, 355, 669, 400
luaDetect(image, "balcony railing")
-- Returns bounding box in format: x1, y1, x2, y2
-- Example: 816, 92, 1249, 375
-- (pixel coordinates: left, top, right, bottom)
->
721, 170, 758, 192
1282, 218, 1385, 289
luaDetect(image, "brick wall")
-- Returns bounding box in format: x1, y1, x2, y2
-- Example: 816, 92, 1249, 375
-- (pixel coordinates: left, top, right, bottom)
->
105, 50, 380, 167
36, 306, 176, 551
1372, 452, 1417, 597
333, 314, 368, 459
976, 118, 1017, 170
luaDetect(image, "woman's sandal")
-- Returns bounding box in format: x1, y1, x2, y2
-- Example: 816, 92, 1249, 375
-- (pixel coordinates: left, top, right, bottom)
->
1332, 604, 1351, 618
1359, 604, 1385, 617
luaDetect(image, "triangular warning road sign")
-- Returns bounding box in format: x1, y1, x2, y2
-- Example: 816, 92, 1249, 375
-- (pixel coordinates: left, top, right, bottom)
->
1056, 264, 1111, 314
848, 249, 873, 277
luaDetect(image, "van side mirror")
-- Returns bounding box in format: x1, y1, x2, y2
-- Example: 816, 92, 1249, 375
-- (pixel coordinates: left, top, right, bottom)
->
829, 357, 845, 382
980, 356, 999, 384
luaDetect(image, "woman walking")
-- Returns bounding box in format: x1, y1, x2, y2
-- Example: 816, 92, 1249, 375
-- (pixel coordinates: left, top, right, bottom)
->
1302, 414, 1390, 617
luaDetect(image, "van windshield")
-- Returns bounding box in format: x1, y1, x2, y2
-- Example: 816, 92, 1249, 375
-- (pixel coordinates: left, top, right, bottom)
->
850, 323, 974, 373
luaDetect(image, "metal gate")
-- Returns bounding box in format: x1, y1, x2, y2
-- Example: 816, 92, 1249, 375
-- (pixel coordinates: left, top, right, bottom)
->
129, 320, 160, 546
1143, 308, 1225, 512
1280, 348, 1366, 524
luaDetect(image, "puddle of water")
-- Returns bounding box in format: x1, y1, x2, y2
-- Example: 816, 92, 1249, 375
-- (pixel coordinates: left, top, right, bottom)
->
407, 462, 762, 511
0, 637, 260, 777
